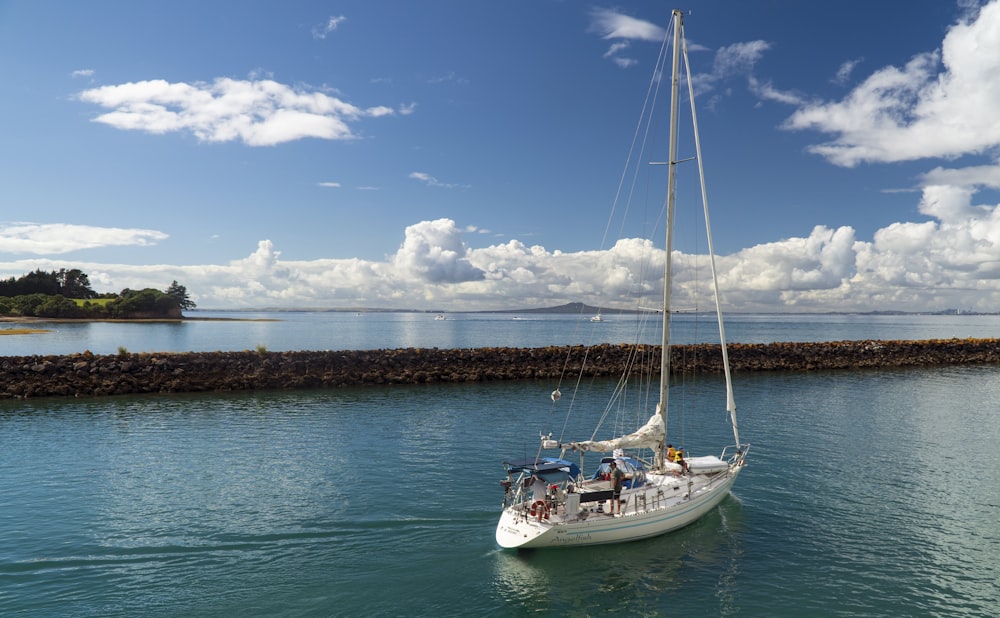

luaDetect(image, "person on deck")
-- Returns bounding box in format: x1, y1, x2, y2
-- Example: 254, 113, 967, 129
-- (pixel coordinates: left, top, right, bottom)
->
674, 448, 687, 474
609, 461, 625, 515
531, 476, 547, 502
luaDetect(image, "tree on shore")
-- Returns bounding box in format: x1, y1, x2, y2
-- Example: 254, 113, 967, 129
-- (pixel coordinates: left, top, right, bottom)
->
108, 288, 182, 318
56, 269, 97, 299
0, 268, 97, 298
0, 270, 194, 318
166, 281, 196, 310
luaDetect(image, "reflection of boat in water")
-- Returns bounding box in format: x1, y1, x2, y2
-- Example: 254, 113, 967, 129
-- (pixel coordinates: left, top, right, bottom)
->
492, 497, 745, 610
494, 10, 747, 550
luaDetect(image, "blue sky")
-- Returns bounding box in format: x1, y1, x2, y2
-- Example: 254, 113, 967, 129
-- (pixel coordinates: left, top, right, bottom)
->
2, 0, 999, 312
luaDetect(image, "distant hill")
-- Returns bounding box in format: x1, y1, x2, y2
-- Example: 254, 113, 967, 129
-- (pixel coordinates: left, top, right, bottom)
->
481, 302, 630, 315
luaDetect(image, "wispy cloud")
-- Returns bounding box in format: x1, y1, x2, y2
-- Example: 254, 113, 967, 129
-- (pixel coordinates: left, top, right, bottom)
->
313, 15, 346, 39
317, 182, 341, 188
588, 8, 665, 42
587, 9, 665, 68
832, 58, 864, 85
409, 172, 468, 190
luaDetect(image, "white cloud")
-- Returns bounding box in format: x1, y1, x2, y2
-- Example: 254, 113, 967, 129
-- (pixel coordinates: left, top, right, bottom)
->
313, 15, 346, 39
0, 223, 167, 255
392, 219, 484, 284
78, 77, 396, 146
832, 58, 864, 85
588, 9, 665, 42
713, 40, 771, 78
784, 0, 1000, 167
588, 8, 665, 68
408, 171, 468, 189
10, 178, 1000, 312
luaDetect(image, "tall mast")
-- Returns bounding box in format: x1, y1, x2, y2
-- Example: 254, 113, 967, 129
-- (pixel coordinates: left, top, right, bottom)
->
657, 9, 683, 469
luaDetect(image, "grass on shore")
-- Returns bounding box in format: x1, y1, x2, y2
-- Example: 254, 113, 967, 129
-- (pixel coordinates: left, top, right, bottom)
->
1, 328, 51, 335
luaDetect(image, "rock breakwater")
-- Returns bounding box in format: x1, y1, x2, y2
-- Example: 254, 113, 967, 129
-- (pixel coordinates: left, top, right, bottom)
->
3, 338, 1000, 399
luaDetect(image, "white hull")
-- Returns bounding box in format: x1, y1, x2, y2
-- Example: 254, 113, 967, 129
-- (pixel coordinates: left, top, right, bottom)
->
496, 465, 742, 549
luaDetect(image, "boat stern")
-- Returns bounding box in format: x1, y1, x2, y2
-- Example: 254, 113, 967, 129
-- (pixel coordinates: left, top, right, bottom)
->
495, 507, 551, 549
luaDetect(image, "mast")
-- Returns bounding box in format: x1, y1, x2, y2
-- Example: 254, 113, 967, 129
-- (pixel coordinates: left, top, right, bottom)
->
656, 9, 683, 469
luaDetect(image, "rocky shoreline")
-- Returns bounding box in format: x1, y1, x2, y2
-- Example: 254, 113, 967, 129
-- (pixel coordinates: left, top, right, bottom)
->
3, 338, 1000, 399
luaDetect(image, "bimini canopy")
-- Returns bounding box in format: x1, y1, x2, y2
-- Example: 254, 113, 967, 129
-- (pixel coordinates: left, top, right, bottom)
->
503, 457, 581, 483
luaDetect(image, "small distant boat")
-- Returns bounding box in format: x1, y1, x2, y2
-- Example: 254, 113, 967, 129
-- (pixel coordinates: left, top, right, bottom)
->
434, 314, 447, 320
590, 314, 604, 322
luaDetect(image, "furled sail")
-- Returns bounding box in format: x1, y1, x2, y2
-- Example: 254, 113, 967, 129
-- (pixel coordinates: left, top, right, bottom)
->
565, 414, 665, 453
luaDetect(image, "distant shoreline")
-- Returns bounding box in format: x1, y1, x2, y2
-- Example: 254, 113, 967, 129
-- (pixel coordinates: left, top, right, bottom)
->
0, 315, 278, 325
187, 306, 996, 316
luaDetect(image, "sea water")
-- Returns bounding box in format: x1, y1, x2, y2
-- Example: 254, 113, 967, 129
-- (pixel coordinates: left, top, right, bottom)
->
1, 367, 998, 616
4, 311, 1000, 356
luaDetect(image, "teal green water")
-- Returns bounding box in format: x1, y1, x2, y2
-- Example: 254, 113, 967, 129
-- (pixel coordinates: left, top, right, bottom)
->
1, 367, 998, 616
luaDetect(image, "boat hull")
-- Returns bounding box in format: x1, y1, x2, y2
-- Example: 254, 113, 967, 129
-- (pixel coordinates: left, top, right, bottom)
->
495, 466, 741, 549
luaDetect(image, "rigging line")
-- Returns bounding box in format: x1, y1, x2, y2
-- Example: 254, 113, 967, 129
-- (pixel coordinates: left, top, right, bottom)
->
602, 12, 674, 253
681, 23, 739, 446
547, 342, 587, 446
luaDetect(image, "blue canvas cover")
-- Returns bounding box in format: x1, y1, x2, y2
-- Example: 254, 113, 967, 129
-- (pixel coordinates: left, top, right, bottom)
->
503, 457, 581, 482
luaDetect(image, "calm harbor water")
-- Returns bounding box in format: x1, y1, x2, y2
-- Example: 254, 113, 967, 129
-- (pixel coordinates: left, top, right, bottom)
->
4, 310, 1000, 356
1, 314, 999, 616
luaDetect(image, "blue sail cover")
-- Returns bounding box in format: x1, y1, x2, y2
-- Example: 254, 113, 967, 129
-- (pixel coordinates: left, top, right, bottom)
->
503, 457, 581, 482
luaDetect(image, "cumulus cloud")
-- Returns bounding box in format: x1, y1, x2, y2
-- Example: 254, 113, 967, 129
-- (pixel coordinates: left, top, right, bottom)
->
6, 210, 1000, 312
392, 219, 484, 284
784, 0, 1000, 167
0, 222, 167, 255
78, 78, 399, 146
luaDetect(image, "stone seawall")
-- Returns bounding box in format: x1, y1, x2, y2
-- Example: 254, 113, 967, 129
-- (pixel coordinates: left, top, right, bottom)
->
3, 338, 1000, 399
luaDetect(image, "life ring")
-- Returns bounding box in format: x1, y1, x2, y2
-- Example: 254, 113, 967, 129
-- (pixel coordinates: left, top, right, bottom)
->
529, 500, 550, 521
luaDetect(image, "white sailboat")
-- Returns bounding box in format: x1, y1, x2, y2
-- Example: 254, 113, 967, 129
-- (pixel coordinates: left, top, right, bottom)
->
495, 10, 748, 550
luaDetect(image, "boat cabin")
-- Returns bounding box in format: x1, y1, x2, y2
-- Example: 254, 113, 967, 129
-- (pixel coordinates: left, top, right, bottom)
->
593, 456, 646, 490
